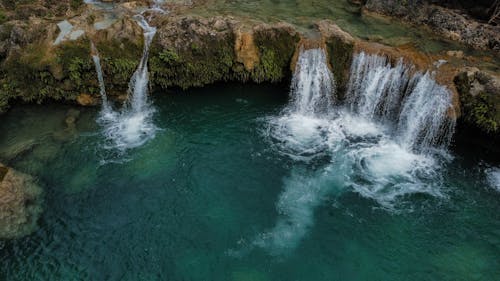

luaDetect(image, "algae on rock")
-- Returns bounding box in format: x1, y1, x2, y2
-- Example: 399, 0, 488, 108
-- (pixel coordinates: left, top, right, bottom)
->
0, 163, 43, 240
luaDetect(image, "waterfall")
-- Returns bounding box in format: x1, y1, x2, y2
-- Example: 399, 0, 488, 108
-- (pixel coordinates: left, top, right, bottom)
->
346, 52, 455, 153
266, 48, 337, 162
90, 42, 111, 113
250, 49, 456, 255
127, 15, 156, 115
93, 2, 166, 152
289, 48, 335, 116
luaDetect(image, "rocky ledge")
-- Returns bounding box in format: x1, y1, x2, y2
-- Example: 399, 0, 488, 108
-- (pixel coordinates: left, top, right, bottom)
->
0, 163, 43, 240
362, 0, 500, 51
0, 0, 498, 139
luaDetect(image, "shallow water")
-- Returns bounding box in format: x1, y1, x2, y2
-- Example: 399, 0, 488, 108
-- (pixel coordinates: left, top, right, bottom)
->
0, 83, 499, 280
189, 0, 499, 71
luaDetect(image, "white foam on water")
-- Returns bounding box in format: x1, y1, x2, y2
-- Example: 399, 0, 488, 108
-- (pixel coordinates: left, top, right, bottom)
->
91, 4, 166, 153
252, 49, 455, 255
486, 167, 500, 192
252, 167, 342, 255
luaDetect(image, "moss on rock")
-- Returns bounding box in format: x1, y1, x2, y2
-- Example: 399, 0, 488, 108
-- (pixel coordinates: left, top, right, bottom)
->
151, 29, 236, 89
316, 20, 355, 97
0, 163, 43, 240
454, 70, 500, 136
250, 24, 300, 82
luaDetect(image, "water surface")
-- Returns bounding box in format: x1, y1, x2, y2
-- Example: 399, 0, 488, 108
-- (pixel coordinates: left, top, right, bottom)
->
0, 83, 499, 280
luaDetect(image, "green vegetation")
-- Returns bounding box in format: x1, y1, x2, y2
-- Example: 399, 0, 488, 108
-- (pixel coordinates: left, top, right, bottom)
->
251, 28, 299, 82
150, 33, 236, 89
455, 72, 499, 135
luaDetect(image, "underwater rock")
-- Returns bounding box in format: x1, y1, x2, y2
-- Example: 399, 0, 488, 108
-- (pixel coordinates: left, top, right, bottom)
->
0, 139, 37, 162
0, 163, 43, 240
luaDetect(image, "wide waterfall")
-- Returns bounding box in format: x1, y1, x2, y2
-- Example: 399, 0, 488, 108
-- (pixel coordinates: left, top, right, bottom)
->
93, 3, 165, 152
251, 48, 456, 255
346, 52, 455, 153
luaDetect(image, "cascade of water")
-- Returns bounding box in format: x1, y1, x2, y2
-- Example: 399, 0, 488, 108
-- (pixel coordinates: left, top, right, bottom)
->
252, 49, 456, 255
94, 1, 166, 152
289, 48, 336, 116
346, 52, 455, 152
266, 48, 337, 162
90, 42, 111, 113
127, 15, 157, 114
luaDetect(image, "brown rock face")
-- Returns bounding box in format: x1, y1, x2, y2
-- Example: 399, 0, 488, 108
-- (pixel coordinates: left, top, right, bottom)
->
234, 30, 259, 71
76, 93, 99, 106
0, 164, 43, 240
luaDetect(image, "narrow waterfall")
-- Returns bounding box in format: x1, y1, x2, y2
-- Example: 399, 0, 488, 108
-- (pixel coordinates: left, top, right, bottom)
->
289, 48, 335, 116
127, 15, 156, 115
95, 3, 166, 152
90, 42, 110, 113
346, 52, 455, 152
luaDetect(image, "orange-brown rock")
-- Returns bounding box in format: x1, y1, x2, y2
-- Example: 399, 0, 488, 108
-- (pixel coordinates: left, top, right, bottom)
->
76, 93, 99, 106
234, 30, 259, 71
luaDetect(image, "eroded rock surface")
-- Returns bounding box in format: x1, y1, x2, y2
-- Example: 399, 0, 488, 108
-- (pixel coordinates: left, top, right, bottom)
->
363, 0, 500, 51
0, 163, 43, 240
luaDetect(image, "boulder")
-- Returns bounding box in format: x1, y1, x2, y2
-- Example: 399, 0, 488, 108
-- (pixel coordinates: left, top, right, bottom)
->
0, 163, 43, 240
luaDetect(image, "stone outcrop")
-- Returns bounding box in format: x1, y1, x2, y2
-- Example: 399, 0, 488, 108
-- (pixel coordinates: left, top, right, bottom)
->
150, 16, 300, 88
0, 0, 497, 140
316, 20, 355, 95
363, 0, 500, 51
0, 163, 43, 239
454, 69, 500, 136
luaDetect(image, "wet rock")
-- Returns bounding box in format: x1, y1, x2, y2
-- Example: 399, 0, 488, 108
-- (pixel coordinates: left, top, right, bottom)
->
0, 139, 37, 162
76, 93, 99, 106
446, 50, 464, 59
151, 16, 299, 88
65, 108, 81, 128
0, 163, 43, 239
363, 1, 500, 51
316, 20, 355, 94
454, 68, 500, 135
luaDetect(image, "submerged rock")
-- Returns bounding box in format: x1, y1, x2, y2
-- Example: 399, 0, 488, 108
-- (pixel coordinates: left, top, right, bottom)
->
0, 163, 43, 240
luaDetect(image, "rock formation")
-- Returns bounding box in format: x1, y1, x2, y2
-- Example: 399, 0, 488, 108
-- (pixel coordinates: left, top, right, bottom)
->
363, 0, 500, 51
0, 0, 497, 139
0, 163, 43, 239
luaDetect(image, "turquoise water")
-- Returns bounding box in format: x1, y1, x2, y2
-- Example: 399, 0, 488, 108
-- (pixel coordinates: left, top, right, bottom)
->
1, 83, 500, 280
